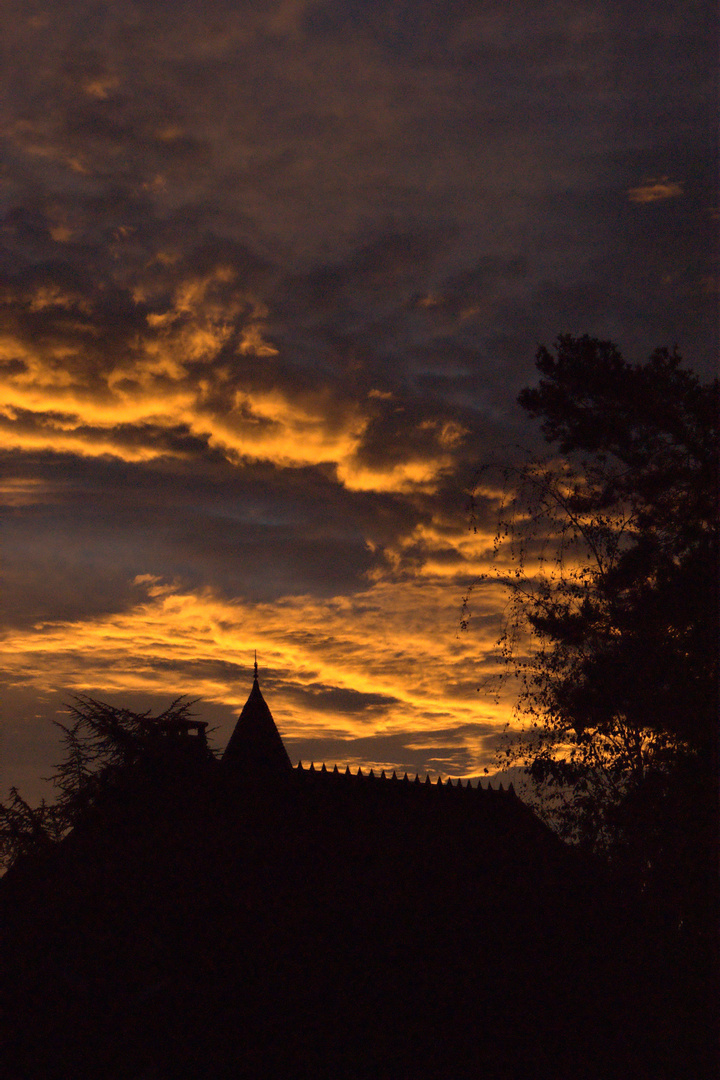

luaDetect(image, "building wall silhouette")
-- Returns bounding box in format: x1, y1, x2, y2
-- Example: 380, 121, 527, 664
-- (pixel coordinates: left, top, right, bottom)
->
0, 670, 699, 1080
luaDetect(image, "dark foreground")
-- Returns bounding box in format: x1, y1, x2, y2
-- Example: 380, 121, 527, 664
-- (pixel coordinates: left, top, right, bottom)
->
1, 757, 716, 1079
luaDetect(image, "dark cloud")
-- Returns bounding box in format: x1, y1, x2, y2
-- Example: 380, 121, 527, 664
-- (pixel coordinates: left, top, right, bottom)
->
0, 455, 396, 626
284, 721, 499, 777
286, 684, 400, 715
0, 0, 714, 793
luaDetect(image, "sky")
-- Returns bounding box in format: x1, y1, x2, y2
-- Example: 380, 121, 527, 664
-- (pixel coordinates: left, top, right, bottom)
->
1, 0, 716, 803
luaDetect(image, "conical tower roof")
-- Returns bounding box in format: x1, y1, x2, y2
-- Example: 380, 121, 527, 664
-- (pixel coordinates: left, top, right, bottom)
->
222, 662, 292, 773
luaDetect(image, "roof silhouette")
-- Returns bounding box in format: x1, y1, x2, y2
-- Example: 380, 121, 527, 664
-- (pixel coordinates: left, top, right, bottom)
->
218, 669, 560, 862
222, 666, 292, 773
1, 669, 710, 1080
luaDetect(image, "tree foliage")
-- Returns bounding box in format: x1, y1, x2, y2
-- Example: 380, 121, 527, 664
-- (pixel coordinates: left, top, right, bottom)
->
0, 696, 201, 871
0, 788, 65, 872
53, 695, 201, 821
467, 336, 718, 858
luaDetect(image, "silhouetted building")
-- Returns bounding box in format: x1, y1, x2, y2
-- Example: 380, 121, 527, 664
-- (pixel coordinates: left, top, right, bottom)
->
2, 667, 704, 1080
222, 662, 531, 807
222, 660, 292, 774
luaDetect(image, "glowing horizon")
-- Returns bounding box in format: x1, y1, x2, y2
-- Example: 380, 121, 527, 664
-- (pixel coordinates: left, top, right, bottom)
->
0, 0, 714, 804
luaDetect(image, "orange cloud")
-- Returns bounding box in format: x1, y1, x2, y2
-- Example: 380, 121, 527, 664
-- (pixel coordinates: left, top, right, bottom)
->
0, 574, 514, 778
628, 177, 683, 203
82, 75, 120, 100
0, 478, 55, 506
0, 268, 464, 494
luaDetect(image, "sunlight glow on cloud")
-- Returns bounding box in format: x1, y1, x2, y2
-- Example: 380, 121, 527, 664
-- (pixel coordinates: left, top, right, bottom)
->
628, 177, 683, 203
0, 267, 461, 493
337, 457, 451, 495
0, 477, 54, 506
0, 575, 513, 777
0, 0, 713, 802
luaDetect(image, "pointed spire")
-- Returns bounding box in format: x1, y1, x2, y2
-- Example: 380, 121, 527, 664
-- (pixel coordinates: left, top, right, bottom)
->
222, 664, 292, 773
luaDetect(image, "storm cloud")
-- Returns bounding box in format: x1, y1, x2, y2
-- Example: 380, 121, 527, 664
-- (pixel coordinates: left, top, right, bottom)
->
0, 0, 715, 798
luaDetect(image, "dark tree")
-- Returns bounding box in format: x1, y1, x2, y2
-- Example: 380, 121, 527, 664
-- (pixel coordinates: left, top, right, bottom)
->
467, 337, 718, 876
0, 696, 206, 872
52, 694, 206, 821
0, 788, 65, 872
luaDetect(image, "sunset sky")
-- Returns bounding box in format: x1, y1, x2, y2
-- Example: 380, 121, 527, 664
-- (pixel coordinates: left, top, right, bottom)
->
1, 0, 716, 802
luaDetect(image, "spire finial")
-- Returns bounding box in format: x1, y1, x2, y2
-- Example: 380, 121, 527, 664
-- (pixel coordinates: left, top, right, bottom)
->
254, 650, 258, 682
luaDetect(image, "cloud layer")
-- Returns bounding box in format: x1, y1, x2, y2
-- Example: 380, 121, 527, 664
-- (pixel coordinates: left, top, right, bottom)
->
0, 0, 716, 798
